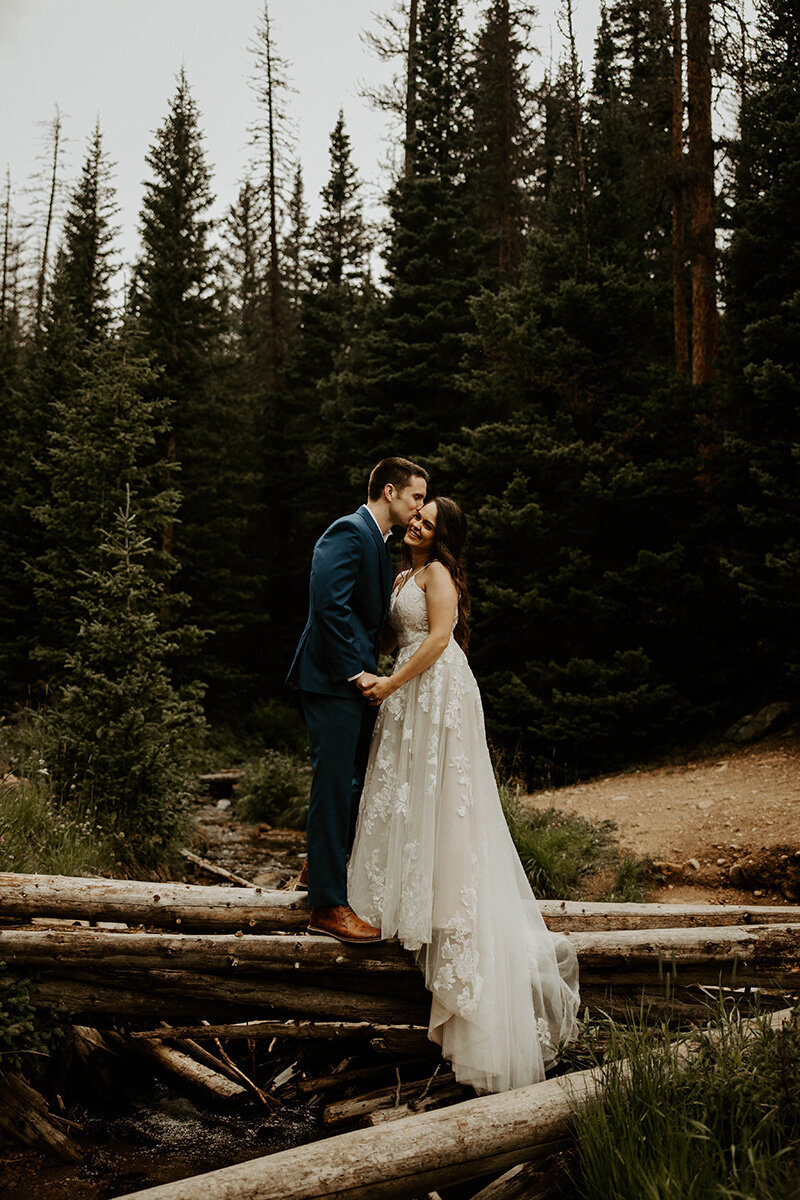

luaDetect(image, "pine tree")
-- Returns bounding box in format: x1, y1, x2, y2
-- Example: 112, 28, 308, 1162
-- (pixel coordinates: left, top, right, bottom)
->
43, 488, 204, 871
132, 68, 219, 460
431, 2, 721, 779
468, 0, 536, 283
282, 163, 310, 331
336, 0, 479, 467
58, 122, 119, 343
32, 334, 177, 677
264, 114, 375, 688
133, 71, 262, 714
719, 0, 800, 690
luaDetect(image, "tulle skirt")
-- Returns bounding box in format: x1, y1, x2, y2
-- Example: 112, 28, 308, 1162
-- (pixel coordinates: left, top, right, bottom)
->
348, 637, 580, 1093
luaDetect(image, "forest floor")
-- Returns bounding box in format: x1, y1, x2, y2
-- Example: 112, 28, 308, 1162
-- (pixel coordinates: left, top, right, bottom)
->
525, 716, 800, 906
189, 716, 800, 910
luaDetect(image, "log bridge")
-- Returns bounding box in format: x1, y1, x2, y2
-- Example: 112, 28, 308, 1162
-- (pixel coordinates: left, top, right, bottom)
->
1, 871, 799, 1197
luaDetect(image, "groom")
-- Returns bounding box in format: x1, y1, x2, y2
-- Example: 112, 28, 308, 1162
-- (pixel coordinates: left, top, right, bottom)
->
288, 457, 429, 942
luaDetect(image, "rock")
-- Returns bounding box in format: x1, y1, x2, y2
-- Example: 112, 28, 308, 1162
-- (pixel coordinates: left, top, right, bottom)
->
724, 702, 792, 744
728, 864, 748, 887
687, 858, 701, 871
782, 884, 799, 901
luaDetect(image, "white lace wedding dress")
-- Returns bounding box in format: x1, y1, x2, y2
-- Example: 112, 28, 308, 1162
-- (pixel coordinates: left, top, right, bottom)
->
348, 572, 580, 1093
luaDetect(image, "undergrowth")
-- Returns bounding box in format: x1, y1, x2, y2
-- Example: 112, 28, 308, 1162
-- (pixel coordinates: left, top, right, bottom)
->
0, 778, 116, 876
570, 1004, 800, 1200
234, 750, 311, 829
499, 779, 617, 899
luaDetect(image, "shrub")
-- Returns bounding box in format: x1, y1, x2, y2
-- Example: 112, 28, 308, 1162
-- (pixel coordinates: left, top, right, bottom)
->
234, 751, 311, 829
0, 965, 61, 1079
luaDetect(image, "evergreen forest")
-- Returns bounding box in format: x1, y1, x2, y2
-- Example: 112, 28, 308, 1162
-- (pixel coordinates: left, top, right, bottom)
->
1, 0, 797, 867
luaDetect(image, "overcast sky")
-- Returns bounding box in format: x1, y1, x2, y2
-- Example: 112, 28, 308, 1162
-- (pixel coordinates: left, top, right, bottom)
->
1, 0, 602, 272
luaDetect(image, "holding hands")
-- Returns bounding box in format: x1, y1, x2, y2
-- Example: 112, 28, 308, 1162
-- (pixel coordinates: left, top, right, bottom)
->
354, 672, 394, 704
362, 676, 395, 704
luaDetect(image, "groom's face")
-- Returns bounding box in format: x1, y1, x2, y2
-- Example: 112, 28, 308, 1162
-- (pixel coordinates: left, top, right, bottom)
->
388, 475, 427, 528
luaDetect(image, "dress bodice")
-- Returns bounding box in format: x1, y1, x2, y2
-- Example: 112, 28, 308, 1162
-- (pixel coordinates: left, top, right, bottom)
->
390, 572, 457, 649
390, 575, 431, 648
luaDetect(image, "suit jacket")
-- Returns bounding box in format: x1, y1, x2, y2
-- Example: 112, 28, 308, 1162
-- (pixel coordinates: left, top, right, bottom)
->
287, 506, 393, 698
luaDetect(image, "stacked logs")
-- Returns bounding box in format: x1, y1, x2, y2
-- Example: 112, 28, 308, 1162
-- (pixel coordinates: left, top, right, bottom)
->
1, 871, 799, 1192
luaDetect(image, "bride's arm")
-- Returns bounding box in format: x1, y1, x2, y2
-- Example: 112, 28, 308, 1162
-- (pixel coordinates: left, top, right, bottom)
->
363, 563, 457, 702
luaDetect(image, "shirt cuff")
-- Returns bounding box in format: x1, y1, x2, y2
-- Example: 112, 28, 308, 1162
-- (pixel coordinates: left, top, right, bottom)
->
348, 670, 365, 682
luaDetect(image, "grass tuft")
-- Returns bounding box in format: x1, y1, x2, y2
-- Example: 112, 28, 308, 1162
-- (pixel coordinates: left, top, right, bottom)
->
0, 779, 115, 876
570, 1004, 800, 1200
499, 779, 617, 899
606, 853, 651, 903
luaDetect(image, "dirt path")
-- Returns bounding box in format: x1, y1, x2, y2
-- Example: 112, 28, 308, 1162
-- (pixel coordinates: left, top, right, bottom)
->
525, 718, 800, 905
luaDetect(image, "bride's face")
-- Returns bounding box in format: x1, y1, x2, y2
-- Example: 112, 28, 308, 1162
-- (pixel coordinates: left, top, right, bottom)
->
404, 501, 437, 556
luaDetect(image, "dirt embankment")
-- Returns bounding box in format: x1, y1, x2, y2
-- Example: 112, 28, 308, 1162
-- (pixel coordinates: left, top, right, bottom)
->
525, 720, 800, 905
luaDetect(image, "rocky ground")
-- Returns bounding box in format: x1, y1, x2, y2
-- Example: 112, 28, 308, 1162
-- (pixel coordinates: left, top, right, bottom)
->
525, 716, 800, 905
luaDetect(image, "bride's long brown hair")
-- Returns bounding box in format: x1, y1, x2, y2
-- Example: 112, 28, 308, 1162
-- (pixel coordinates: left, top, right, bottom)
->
400, 496, 471, 652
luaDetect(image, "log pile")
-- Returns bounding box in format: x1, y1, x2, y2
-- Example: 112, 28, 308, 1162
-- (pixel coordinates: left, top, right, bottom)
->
1, 870, 799, 1196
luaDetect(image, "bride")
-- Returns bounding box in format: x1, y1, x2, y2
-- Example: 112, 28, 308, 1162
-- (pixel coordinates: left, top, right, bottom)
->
348, 497, 580, 1094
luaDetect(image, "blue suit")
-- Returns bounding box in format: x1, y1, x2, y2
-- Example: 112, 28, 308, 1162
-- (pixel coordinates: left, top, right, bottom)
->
288, 506, 393, 907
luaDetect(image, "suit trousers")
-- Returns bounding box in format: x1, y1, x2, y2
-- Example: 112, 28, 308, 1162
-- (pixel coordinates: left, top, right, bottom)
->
300, 690, 377, 908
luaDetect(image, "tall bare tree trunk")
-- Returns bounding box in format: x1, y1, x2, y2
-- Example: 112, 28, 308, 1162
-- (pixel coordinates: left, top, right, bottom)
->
264, 8, 283, 373
671, 0, 690, 378
35, 108, 64, 329
686, 0, 718, 385
404, 0, 418, 178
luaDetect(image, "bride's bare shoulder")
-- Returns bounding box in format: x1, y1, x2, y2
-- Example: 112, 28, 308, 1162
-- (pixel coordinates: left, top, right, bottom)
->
420, 560, 456, 592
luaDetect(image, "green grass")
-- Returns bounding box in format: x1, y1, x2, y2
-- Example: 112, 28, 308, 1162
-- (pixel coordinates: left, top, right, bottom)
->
570, 1005, 800, 1200
234, 749, 311, 829
606, 853, 651, 903
0, 778, 116, 876
499, 780, 618, 899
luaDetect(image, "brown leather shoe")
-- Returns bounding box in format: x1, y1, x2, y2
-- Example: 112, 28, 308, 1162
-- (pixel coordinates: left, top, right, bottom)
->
293, 860, 308, 891
307, 905, 383, 944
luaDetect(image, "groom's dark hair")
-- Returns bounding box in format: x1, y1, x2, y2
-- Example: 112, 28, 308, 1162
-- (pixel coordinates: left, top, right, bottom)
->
368, 457, 429, 500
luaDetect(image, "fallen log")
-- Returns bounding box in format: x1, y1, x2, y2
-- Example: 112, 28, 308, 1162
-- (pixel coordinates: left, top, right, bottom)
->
297, 1059, 432, 1096
539, 897, 800, 931
17, 971, 429, 1025
128, 1019, 431, 1044
0, 1071, 82, 1163
123, 1036, 248, 1104
0, 928, 414, 975
4, 873, 799, 934
323, 1072, 457, 1128
3, 923, 799, 991
0, 873, 307, 932
364, 1084, 466, 1126
469, 1153, 573, 1200
113, 1008, 796, 1200
179, 850, 254, 888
